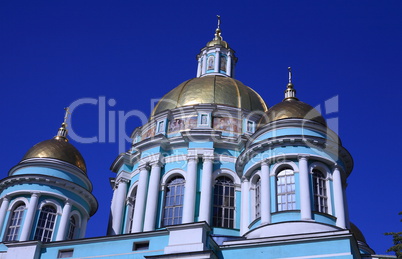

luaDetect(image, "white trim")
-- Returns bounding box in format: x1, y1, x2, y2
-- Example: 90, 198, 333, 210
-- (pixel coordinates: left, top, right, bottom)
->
7, 197, 29, 211
270, 160, 299, 176
38, 199, 62, 214
160, 169, 186, 190
212, 168, 241, 186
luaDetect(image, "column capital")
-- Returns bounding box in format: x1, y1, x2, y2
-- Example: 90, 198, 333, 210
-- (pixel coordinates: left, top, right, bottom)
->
298, 154, 310, 160
138, 163, 150, 171
117, 178, 130, 184
202, 155, 214, 162
149, 160, 163, 168
31, 192, 41, 198
241, 177, 249, 183
261, 160, 269, 167
187, 155, 198, 162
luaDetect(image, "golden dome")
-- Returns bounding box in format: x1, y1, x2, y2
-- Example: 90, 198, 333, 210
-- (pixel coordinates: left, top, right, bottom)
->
152, 75, 268, 116
260, 98, 326, 126
21, 137, 87, 173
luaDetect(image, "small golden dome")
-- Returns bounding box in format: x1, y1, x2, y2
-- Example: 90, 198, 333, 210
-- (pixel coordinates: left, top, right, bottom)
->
260, 98, 326, 126
21, 137, 87, 173
152, 75, 268, 116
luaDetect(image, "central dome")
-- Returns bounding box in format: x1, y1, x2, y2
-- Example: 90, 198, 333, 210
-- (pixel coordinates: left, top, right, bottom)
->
152, 75, 268, 116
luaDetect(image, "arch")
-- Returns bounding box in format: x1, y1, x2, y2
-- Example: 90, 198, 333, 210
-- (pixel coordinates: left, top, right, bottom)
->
309, 162, 331, 180
66, 215, 77, 240
161, 176, 185, 227
310, 162, 333, 215
68, 210, 82, 228
249, 171, 261, 220
38, 199, 62, 215
4, 202, 26, 241
161, 169, 186, 190
276, 168, 296, 211
212, 175, 235, 228
7, 197, 29, 211
34, 204, 58, 242
125, 185, 138, 233
270, 160, 299, 177
212, 168, 241, 186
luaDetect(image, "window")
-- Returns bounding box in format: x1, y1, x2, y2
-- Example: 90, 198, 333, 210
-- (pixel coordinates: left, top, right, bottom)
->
276, 169, 296, 211
127, 187, 137, 233
313, 169, 328, 213
66, 216, 76, 240
246, 120, 255, 133
57, 249, 74, 258
133, 241, 149, 251
162, 176, 185, 227
5, 204, 25, 241
157, 120, 165, 133
213, 176, 235, 228
34, 205, 57, 242
200, 114, 209, 126
255, 177, 261, 218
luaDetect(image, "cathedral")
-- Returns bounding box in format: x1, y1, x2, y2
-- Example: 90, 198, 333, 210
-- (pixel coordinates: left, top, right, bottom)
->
0, 20, 384, 259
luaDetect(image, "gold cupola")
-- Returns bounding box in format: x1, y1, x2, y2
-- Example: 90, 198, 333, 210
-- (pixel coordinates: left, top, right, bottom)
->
20, 108, 87, 173
260, 68, 326, 126
196, 15, 237, 78
152, 16, 267, 117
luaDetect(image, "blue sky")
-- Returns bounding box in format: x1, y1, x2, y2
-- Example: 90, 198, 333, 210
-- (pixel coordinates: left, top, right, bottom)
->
0, 0, 401, 255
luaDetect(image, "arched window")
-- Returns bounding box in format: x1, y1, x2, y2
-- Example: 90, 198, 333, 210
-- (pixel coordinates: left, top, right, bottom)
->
4, 204, 25, 241
34, 205, 57, 242
276, 169, 296, 211
66, 216, 76, 240
313, 169, 328, 213
255, 177, 261, 218
213, 176, 235, 228
162, 176, 185, 227
127, 187, 137, 233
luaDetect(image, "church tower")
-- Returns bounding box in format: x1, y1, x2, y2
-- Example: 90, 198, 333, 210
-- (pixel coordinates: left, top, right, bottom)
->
0, 109, 97, 251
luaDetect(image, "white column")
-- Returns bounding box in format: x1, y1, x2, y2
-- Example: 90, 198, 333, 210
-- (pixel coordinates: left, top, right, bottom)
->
132, 165, 150, 233
20, 193, 40, 241
226, 53, 232, 77
111, 179, 129, 235
240, 178, 250, 235
299, 156, 312, 220
199, 156, 213, 223
55, 200, 72, 241
214, 51, 220, 73
143, 161, 162, 231
333, 167, 346, 228
0, 197, 10, 236
196, 59, 201, 77
260, 162, 271, 225
182, 156, 198, 223
201, 51, 207, 75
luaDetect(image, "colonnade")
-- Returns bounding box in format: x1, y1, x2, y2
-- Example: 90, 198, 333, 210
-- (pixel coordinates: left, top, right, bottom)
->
0, 192, 86, 241
110, 153, 348, 235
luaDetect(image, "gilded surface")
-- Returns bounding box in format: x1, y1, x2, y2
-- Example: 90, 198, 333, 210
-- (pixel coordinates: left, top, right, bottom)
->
21, 138, 87, 172
152, 75, 268, 116
261, 99, 326, 126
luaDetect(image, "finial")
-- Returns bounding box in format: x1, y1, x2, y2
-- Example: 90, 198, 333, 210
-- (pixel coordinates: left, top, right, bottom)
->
214, 15, 223, 41
284, 67, 298, 101
63, 107, 71, 124
288, 67, 292, 84
55, 107, 70, 141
